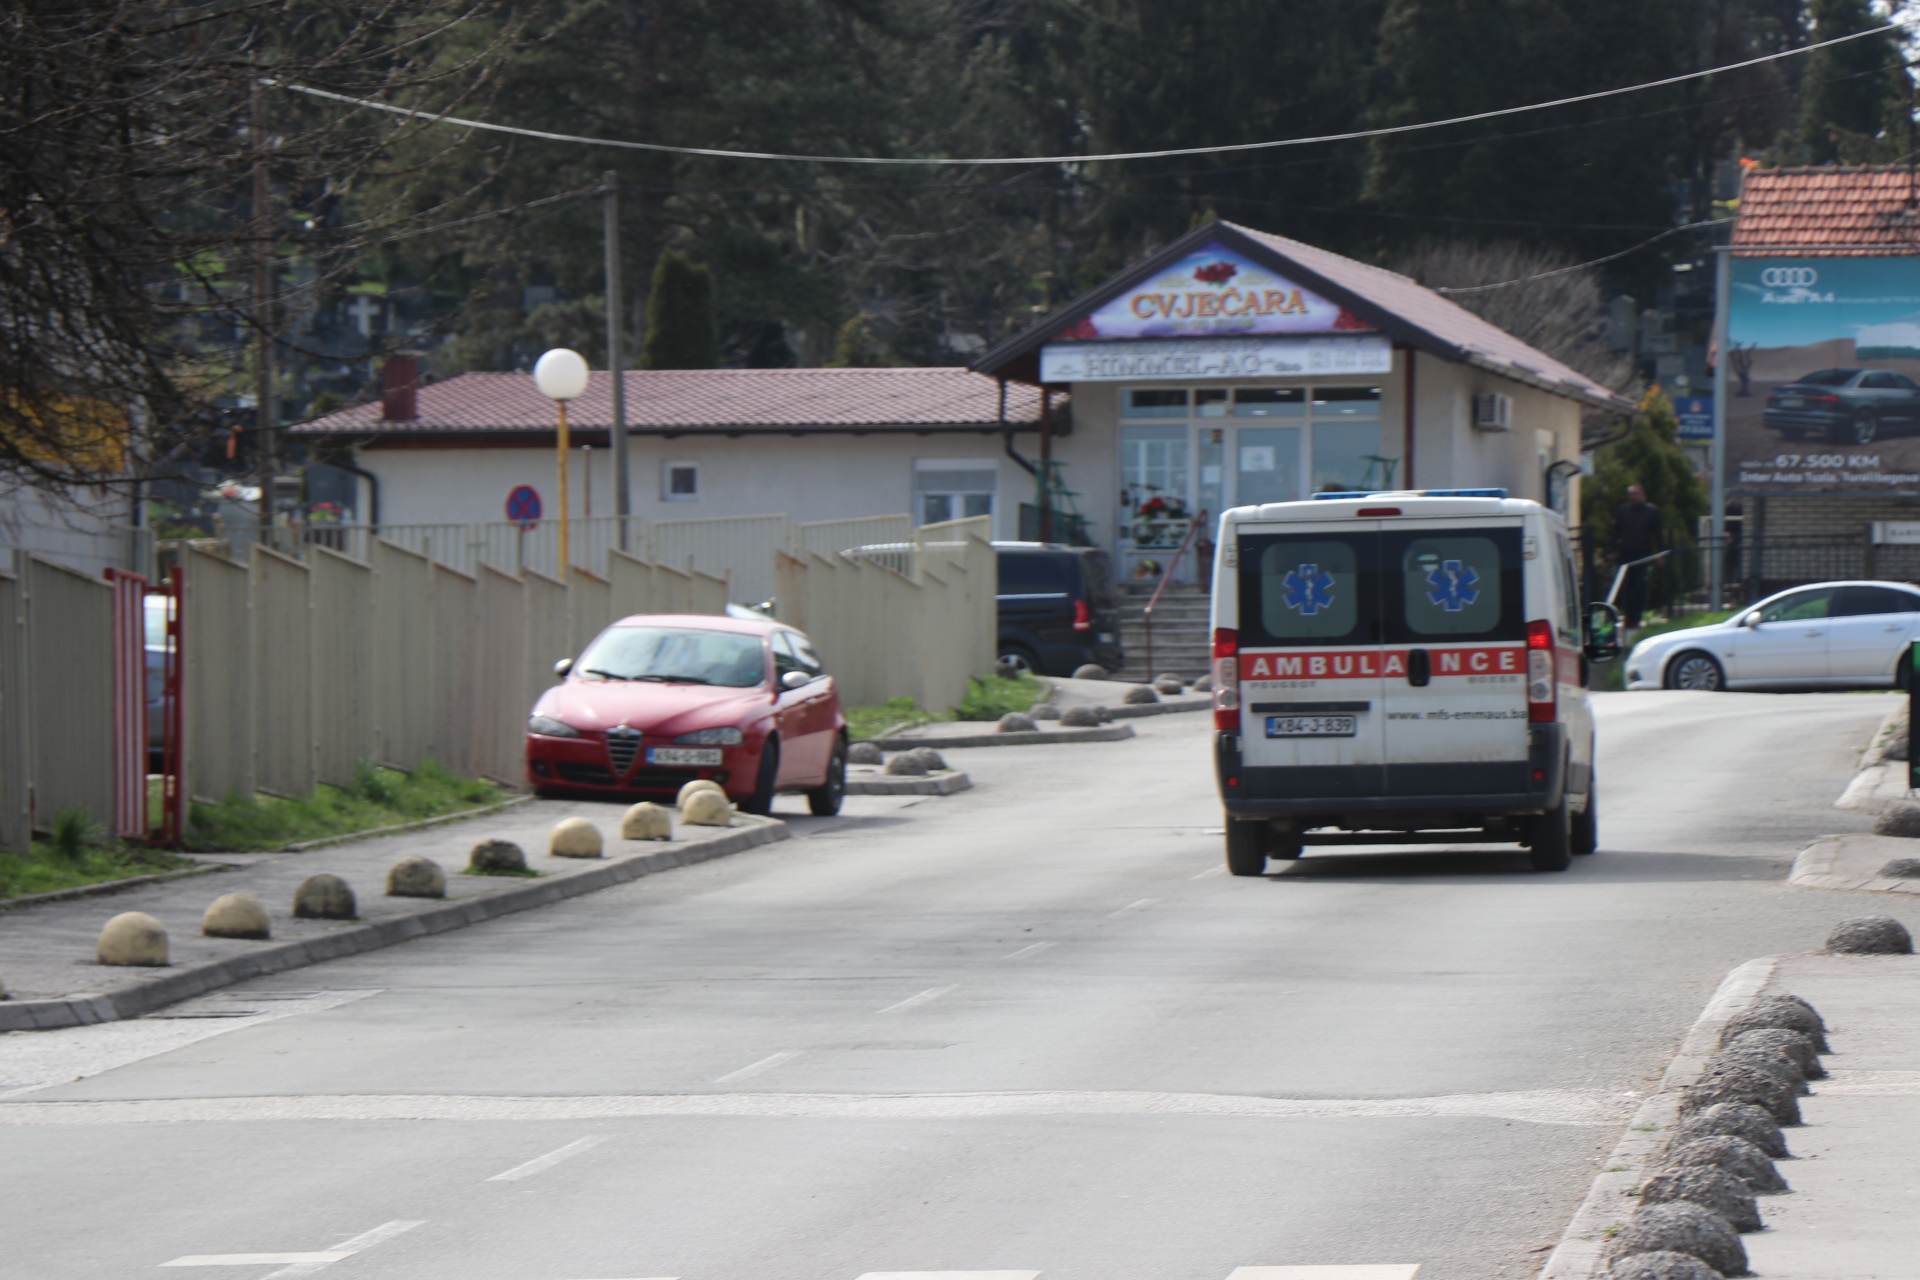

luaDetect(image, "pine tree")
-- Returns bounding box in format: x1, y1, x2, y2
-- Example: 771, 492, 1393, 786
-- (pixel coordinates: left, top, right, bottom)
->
1799, 0, 1901, 162
639, 251, 717, 371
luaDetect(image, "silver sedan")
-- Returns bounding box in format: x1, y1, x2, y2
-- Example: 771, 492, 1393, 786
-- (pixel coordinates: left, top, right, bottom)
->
1625, 580, 1920, 691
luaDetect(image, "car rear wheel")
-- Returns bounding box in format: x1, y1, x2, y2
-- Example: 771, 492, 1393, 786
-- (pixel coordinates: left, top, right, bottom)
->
1665, 650, 1726, 691
807, 737, 847, 816
1571, 772, 1598, 856
1842, 409, 1878, 444
1529, 793, 1573, 872
1225, 819, 1269, 876
742, 738, 779, 815
997, 642, 1041, 676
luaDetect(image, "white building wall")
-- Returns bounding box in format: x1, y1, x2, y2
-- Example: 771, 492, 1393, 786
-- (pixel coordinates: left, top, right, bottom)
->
0, 481, 147, 577
1409, 354, 1582, 509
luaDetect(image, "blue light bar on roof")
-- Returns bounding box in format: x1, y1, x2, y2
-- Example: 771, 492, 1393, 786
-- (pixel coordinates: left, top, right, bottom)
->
1310, 487, 1509, 501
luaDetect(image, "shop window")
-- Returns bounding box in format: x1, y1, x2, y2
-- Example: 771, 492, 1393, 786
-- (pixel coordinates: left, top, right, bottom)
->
913, 461, 996, 527
662, 461, 700, 501
1312, 421, 1387, 493
1123, 389, 1189, 418
1311, 386, 1383, 417
1233, 388, 1306, 417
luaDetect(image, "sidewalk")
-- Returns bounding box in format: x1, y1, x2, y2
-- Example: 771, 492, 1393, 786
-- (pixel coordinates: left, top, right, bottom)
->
0, 798, 786, 1032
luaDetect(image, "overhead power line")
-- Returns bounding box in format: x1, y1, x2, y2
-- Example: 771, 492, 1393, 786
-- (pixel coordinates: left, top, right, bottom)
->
1434, 219, 1735, 295
271, 20, 1907, 167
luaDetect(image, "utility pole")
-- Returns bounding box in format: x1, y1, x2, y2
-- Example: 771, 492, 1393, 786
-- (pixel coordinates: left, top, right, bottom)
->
251, 70, 275, 538
603, 170, 631, 548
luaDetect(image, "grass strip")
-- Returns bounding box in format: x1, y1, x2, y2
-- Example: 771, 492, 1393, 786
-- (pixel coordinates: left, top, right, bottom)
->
186, 759, 503, 852
845, 673, 1046, 741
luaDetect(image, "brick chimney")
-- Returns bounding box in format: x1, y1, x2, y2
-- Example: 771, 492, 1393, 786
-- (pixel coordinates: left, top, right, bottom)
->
380, 352, 422, 422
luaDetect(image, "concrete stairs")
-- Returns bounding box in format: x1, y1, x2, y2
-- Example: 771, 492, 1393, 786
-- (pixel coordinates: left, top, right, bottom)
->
1115, 585, 1212, 682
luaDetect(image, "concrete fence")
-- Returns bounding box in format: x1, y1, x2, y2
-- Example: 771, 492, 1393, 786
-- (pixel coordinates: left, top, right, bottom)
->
0, 560, 27, 854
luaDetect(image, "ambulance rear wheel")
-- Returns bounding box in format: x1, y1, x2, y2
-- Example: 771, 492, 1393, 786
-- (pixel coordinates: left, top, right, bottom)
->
1528, 794, 1573, 872
1225, 820, 1269, 876
1571, 773, 1598, 856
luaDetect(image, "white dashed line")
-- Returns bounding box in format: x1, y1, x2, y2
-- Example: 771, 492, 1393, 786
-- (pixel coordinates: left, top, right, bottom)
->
877, 985, 958, 1015
1000, 941, 1055, 960
1190, 865, 1227, 880
856, 1273, 1040, 1279
713, 1050, 802, 1084
1227, 1268, 1421, 1279
1108, 898, 1156, 916
163, 1219, 425, 1278
485, 1136, 608, 1183
164, 1255, 349, 1268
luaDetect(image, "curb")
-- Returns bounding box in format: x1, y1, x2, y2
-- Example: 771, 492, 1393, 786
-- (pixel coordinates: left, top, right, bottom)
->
1789, 834, 1920, 895
0, 818, 787, 1033
1102, 697, 1210, 720
846, 772, 973, 797
0, 861, 233, 913
278, 793, 535, 853
872, 723, 1136, 750
1538, 956, 1778, 1280
1835, 702, 1909, 814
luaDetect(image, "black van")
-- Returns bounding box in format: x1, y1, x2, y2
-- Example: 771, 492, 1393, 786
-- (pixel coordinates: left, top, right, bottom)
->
994, 542, 1124, 675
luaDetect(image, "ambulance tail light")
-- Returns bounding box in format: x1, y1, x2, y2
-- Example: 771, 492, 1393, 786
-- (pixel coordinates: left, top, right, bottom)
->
1072, 598, 1092, 632
1526, 619, 1556, 723
1213, 627, 1240, 732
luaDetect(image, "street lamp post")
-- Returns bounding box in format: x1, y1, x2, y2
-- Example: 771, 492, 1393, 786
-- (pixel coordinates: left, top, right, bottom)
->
533, 348, 590, 580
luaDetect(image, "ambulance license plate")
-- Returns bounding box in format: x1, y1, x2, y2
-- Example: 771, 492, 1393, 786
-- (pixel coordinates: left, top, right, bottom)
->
1266, 715, 1357, 738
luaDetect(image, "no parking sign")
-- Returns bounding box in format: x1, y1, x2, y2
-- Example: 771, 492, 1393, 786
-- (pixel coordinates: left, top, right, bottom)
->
506, 484, 542, 530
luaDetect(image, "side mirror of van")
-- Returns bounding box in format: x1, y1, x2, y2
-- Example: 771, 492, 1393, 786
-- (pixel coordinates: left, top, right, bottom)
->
1583, 602, 1622, 663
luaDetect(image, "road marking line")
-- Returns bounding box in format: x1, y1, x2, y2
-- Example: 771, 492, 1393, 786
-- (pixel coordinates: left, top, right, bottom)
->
486, 1136, 608, 1183
164, 1255, 350, 1268
1000, 941, 1054, 960
856, 1272, 1041, 1279
713, 1050, 802, 1084
262, 1220, 426, 1278
877, 984, 958, 1014
1227, 1267, 1421, 1278
1190, 865, 1227, 880
1108, 897, 1155, 916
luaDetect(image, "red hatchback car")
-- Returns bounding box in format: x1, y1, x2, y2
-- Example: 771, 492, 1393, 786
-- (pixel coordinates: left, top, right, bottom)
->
527, 614, 847, 816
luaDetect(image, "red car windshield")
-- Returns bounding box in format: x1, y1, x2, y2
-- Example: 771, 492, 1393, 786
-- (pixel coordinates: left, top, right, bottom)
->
576, 627, 766, 687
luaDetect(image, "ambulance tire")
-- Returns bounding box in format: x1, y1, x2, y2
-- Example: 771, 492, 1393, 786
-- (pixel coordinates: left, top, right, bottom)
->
1571, 773, 1598, 856
1225, 820, 1270, 877
1528, 794, 1574, 872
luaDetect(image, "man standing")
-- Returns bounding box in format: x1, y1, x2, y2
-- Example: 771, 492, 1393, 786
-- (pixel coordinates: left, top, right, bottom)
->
1612, 483, 1662, 629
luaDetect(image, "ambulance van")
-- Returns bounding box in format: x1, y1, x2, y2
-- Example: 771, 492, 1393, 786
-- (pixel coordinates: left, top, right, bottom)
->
1209, 489, 1621, 875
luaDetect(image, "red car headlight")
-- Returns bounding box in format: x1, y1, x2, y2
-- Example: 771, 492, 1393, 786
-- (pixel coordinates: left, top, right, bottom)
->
675, 727, 745, 746
528, 715, 581, 738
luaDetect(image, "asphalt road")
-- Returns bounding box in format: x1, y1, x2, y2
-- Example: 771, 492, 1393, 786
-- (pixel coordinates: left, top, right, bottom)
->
0, 690, 1897, 1280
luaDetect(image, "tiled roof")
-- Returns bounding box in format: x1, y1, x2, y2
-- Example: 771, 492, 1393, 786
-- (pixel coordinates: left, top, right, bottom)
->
1734, 166, 1920, 255
291, 367, 1051, 437
1226, 223, 1631, 410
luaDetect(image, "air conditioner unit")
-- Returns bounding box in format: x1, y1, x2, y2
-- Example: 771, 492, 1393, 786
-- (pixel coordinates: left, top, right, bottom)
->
1472, 392, 1513, 432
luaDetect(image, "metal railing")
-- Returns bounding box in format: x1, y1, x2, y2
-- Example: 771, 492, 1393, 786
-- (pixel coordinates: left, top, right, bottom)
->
1142, 512, 1209, 678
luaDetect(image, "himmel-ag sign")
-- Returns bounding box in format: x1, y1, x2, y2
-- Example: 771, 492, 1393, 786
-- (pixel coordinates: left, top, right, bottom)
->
1726, 256, 1920, 492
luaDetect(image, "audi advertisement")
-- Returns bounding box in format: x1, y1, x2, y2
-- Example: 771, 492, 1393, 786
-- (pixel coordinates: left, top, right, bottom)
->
1726, 256, 1920, 493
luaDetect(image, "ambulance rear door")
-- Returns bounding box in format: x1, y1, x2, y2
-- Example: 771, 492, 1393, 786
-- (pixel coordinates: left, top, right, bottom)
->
1234, 519, 1389, 798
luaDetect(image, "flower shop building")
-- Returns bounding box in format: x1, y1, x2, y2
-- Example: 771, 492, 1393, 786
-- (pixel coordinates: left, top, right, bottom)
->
295, 220, 1627, 584
974, 220, 1631, 582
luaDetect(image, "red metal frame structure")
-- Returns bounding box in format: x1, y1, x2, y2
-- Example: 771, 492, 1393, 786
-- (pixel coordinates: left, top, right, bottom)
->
157, 567, 186, 847
1142, 511, 1208, 678
104, 568, 148, 839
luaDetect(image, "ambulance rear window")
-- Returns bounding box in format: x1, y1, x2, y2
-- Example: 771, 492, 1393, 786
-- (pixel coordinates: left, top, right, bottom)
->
1394, 532, 1521, 640
1243, 535, 1370, 645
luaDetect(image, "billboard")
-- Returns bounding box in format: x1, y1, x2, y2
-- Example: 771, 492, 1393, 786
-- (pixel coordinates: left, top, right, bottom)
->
1725, 256, 1920, 492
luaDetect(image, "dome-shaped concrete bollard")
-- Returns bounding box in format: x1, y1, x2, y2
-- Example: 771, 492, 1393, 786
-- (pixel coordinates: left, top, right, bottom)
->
1604, 1203, 1749, 1278
1666, 1135, 1789, 1194
1193, 675, 1212, 693
1684, 1060, 1801, 1126
884, 753, 928, 776
1719, 994, 1830, 1053
848, 741, 885, 766
1638, 1164, 1763, 1232
1071, 663, 1107, 680
1880, 857, 1920, 878
202, 892, 271, 940
1060, 705, 1102, 728
1096, 705, 1115, 722
1122, 684, 1159, 705
386, 856, 447, 899
677, 779, 726, 809
292, 874, 357, 920
1725, 1027, 1824, 1080
620, 802, 672, 841
1031, 702, 1061, 721
1154, 672, 1185, 686
1715, 1040, 1810, 1092
907, 748, 947, 772
549, 817, 604, 859
468, 838, 527, 874
682, 789, 733, 827
1154, 680, 1184, 696
1825, 915, 1914, 955
998, 712, 1038, 733
1674, 1102, 1789, 1159
1604, 1251, 1727, 1280
1872, 805, 1920, 837
98, 911, 170, 967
